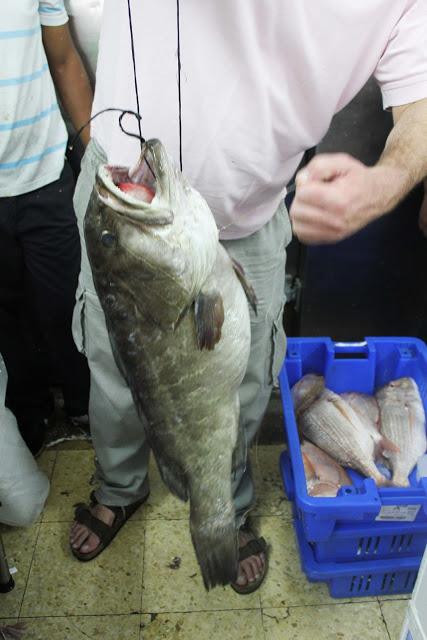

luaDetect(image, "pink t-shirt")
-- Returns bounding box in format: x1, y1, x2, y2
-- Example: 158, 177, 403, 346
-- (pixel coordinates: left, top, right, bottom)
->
92, 0, 427, 239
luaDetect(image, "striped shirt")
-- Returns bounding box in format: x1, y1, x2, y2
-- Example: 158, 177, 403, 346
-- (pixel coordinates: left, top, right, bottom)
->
0, 2, 69, 197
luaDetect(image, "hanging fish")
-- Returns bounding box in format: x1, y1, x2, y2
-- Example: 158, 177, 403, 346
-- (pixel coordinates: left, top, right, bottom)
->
84, 138, 256, 590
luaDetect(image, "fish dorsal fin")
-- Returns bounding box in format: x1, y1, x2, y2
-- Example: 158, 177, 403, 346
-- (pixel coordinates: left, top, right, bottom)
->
230, 258, 257, 314
194, 291, 224, 350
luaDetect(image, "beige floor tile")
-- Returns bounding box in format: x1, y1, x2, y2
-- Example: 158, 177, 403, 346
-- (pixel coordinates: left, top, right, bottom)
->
41, 443, 290, 524
16, 614, 141, 639
142, 519, 260, 612
377, 593, 411, 601
140, 610, 264, 640
258, 517, 376, 608
21, 520, 144, 616
262, 602, 389, 639
42, 451, 96, 523
44, 450, 188, 523
143, 456, 188, 521
34, 451, 57, 524
37, 450, 57, 481
0, 524, 40, 618
380, 599, 409, 640
251, 445, 292, 519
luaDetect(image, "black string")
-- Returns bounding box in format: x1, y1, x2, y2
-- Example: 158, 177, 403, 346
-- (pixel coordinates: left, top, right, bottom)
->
127, 0, 144, 151
176, 0, 183, 171
68, 107, 142, 151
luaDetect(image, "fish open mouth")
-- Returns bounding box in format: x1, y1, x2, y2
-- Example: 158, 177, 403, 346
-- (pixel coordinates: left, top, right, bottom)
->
104, 137, 171, 205
106, 151, 157, 204
96, 140, 173, 225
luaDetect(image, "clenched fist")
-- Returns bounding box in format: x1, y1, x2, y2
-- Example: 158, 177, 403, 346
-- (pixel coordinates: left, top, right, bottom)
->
289, 153, 409, 244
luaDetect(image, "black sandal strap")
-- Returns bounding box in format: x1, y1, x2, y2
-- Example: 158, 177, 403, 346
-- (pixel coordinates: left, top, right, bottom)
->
73, 503, 123, 540
239, 536, 267, 562
89, 490, 147, 519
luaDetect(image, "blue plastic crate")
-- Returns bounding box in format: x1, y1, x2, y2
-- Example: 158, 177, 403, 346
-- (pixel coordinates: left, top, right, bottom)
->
279, 337, 427, 543
294, 518, 421, 598
282, 452, 427, 562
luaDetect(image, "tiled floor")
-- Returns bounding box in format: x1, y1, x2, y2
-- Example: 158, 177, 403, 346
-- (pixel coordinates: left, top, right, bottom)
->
0, 443, 409, 639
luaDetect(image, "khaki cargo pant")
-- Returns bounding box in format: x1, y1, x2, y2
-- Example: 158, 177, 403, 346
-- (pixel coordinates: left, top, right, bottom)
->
72, 139, 291, 524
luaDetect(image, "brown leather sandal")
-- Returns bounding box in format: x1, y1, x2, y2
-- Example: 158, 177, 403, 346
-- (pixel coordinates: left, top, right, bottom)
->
231, 530, 269, 595
71, 490, 149, 562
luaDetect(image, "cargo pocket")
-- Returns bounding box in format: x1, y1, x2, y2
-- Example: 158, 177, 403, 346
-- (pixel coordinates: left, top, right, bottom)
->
72, 286, 87, 355
269, 302, 287, 385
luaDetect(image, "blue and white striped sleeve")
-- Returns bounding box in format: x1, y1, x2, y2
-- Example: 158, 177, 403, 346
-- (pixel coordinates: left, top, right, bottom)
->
38, 1, 69, 27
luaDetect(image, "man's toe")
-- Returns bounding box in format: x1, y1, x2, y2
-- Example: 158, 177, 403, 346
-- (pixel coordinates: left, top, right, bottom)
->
80, 533, 100, 554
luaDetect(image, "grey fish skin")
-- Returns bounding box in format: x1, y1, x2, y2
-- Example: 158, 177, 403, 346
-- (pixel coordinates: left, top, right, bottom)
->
376, 377, 427, 487
84, 139, 251, 589
297, 388, 388, 486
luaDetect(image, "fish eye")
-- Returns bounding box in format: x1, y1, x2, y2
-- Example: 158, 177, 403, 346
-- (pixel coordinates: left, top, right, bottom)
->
101, 230, 116, 248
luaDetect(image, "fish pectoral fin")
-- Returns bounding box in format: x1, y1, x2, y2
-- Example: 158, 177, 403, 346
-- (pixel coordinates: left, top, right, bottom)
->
194, 291, 225, 350
230, 258, 258, 314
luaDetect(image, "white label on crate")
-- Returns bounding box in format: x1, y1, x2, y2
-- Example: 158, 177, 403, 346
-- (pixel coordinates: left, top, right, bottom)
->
375, 505, 421, 522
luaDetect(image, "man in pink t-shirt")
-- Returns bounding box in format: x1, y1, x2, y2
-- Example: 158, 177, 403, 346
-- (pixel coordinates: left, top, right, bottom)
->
70, 1, 427, 594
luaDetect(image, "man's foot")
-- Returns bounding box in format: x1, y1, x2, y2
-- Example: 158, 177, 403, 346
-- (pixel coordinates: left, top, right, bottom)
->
70, 503, 115, 556
69, 491, 149, 561
231, 527, 268, 594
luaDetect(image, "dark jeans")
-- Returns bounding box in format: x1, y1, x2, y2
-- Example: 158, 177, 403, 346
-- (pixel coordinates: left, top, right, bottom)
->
0, 161, 89, 437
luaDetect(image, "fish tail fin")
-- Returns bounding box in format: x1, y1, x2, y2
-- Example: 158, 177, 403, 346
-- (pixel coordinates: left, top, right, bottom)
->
190, 517, 238, 590
189, 484, 238, 590
372, 470, 393, 487
391, 474, 411, 488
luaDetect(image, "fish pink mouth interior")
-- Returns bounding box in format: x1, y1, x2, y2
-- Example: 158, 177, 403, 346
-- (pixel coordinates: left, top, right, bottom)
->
107, 154, 156, 204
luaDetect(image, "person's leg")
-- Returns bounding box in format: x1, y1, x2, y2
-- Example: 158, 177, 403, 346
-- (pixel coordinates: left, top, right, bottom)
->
17, 162, 89, 419
222, 201, 292, 588
70, 140, 150, 556
0, 197, 52, 453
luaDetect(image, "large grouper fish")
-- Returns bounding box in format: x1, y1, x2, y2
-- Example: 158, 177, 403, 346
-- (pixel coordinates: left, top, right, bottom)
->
84, 139, 256, 590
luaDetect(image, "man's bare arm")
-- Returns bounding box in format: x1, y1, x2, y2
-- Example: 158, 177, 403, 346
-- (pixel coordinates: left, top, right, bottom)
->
290, 98, 427, 244
42, 23, 93, 148
378, 98, 427, 206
